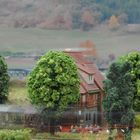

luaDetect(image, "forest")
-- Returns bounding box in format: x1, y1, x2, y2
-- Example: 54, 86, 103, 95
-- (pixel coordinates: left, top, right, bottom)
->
0, 0, 139, 29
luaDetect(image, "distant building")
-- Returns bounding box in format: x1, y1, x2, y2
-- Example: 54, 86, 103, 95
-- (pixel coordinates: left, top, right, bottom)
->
0, 105, 39, 129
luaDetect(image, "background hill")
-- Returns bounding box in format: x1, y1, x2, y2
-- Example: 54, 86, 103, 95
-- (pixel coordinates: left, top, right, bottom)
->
0, 0, 140, 29
0, 0, 139, 69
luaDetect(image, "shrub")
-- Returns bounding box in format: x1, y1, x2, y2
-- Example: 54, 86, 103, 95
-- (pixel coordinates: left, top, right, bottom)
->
0, 55, 9, 103
135, 115, 140, 128
0, 129, 31, 140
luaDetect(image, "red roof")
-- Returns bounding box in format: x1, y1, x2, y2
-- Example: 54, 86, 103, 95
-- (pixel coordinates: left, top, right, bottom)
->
64, 51, 90, 64
80, 81, 100, 94
65, 50, 104, 94
77, 63, 95, 74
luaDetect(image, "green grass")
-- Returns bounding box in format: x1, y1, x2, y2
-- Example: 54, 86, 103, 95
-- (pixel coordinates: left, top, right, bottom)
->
34, 129, 140, 140
8, 79, 30, 105
34, 132, 104, 140
0, 27, 139, 59
132, 129, 140, 140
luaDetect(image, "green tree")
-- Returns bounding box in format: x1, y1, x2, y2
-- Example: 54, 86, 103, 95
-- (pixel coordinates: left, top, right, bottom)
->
120, 52, 140, 112
0, 55, 9, 103
103, 61, 135, 140
27, 51, 80, 134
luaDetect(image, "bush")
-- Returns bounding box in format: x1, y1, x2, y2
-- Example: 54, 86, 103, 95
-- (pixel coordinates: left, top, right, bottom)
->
135, 115, 140, 128
0, 129, 31, 140
0, 55, 9, 103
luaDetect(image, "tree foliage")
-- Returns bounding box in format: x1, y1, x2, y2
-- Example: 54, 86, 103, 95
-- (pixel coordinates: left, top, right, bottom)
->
79, 0, 140, 23
108, 15, 120, 30
27, 51, 80, 133
28, 51, 80, 111
0, 55, 9, 103
120, 52, 140, 112
0, 0, 140, 29
81, 10, 94, 31
103, 61, 135, 140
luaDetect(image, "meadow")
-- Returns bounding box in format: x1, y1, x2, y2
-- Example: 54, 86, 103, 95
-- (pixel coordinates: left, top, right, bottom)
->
0, 27, 139, 59
8, 79, 30, 105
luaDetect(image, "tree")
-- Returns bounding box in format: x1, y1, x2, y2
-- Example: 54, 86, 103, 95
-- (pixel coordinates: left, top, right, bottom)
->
108, 15, 120, 30
118, 13, 128, 25
0, 55, 9, 103
103, 61, 135, 140
81, 10, 94, 31
27, 51, 80, 134
120, 52, 140, 112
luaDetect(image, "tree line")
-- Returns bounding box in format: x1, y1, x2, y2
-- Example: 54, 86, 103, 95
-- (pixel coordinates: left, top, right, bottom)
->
0, 0, 139, 30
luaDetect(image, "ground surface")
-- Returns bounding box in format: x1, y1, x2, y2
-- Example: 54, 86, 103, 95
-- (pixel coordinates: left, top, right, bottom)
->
33, 129, 140, 140
0, 27, 139, 58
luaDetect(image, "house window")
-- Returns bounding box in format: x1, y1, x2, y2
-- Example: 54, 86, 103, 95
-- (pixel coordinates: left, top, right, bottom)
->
88, 75, 93, 81
93, 113, 96, 124
89, 113, 91, 120
86, 113, 88, 121
79, 70, 94, 84
88, 74, 94, 84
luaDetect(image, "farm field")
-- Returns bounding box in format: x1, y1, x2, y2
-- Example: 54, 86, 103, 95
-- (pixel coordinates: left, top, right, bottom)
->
0, 27, 139, 59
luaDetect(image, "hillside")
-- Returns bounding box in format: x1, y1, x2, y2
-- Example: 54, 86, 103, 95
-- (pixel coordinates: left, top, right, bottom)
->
0, 0, 78, 28
0, 0, 139, 29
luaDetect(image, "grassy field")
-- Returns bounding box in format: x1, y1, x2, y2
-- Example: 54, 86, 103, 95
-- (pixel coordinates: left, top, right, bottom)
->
0, 27, 139, 59
8, 79, 30, 105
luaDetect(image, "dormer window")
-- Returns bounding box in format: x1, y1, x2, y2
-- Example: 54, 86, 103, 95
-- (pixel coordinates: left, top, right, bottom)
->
79, 70, 94, 84
89, 74, 93, 81
88, 74, 94, 84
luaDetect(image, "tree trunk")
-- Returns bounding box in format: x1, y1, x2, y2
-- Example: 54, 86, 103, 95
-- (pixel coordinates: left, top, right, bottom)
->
49, 118, 56, 135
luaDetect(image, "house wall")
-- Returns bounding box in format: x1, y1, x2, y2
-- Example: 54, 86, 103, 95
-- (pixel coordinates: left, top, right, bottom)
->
86, 94, 98, 107
79, 92, 104, 126
79, 107, 98, 125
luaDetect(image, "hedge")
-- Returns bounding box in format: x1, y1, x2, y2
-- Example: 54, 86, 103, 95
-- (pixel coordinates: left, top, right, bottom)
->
0, 129, 31, 140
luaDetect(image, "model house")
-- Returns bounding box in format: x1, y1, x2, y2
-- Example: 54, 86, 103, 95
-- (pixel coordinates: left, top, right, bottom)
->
65, 51, 105, 126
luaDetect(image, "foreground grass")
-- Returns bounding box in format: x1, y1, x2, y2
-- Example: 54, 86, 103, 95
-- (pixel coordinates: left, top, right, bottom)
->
34, 132, 104, 140
34, 129, 140, 140
132, 129, 140, 140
